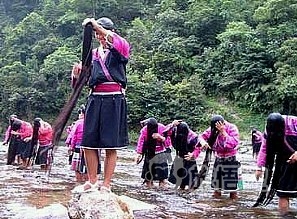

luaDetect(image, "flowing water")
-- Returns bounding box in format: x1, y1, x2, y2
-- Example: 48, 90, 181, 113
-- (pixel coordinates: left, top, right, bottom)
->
0, 143, 296, 219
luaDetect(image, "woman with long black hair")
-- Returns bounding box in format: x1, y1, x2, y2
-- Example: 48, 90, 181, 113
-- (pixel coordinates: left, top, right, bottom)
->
187, 115, 240, 199
164, 120, 199, 190
255, 113, 297, 214
135, 118, 170, 188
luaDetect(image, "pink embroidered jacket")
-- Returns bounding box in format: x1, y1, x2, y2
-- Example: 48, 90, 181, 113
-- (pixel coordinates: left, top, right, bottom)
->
70, 118, 84, 150
193, 121, 239, 158
136, 123, 171, 154
38, 121, 53, 146
18, 120, 33, 140
65, 124, 74, 145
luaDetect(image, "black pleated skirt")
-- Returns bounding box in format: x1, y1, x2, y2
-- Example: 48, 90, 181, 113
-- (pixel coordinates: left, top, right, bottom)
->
81, 93, 128, 149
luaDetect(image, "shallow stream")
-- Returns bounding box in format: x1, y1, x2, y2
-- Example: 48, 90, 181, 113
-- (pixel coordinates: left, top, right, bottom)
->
0, 144, 296, 218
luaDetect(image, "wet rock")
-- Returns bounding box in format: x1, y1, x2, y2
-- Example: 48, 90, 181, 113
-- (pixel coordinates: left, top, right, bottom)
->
68, 190, 134, 219
13, 203, 69, 219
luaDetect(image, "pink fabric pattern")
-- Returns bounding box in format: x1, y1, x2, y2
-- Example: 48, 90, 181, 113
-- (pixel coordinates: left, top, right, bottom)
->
70, 118, 84, 150
65, 125, 73, 145
19, 121, 33, 140
112, 33, 130, 58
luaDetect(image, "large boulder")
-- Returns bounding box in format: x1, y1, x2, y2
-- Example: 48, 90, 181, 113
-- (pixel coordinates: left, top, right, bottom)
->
68, 190, 134, 219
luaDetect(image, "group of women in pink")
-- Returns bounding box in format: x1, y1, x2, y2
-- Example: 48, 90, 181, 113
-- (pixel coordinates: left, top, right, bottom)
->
135, 113, 297, 214
135, 115, 240, 199
3, 115, 53, 171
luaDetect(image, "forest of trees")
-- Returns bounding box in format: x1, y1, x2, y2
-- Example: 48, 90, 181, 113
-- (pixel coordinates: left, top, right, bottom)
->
0, 0, 296, 136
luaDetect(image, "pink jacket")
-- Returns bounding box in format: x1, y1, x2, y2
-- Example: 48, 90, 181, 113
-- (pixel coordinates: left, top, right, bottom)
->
136, 123, 170, 154
19, 120, 33, 140
65, 125, 73, 145
92, 33, 130, 61
38, 121, 53, 146
194, 121, 239, 158
70, 118, 84, 150
257, 115, 297, 167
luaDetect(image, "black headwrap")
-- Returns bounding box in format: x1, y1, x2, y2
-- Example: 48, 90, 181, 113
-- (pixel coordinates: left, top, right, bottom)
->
11, 120, 22, 131
9, 114, 17, 126
96, 17, 115, 30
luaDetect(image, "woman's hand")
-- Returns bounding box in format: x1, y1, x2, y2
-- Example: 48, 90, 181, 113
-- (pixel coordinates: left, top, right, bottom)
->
135, 154, 142, 164
172, 120, 182, 127
287, 151, 297, 164
82, 18, 96, 27
23, 137, 31, 142
255, 169, 263, 181
71, 62, 82, 79
184, 152, 194, 161
11, 131, 18, 135
215, 121, 227, 137
152, 133, 165, 142
68, 148, 73, 156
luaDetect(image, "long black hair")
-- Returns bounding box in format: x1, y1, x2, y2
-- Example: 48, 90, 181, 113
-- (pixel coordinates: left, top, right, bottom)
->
145, 118, 158, 159
265, 113, 285, 164
174, 122, 189, 156
253, 113, 285, 207
52, 22, 93, 146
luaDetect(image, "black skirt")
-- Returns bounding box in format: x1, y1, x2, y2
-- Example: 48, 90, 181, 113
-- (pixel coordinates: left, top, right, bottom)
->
277, 162, 297, 198
81, 93, 128, 149
168, 156, 198, 188
141, 152, 168, 181
35, 145, 53, 165
276, 135, 297, 197
211, 156, 240, 191
20, 140, 33, 159
7, 136, 21, 165
16, 139, 27, 155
